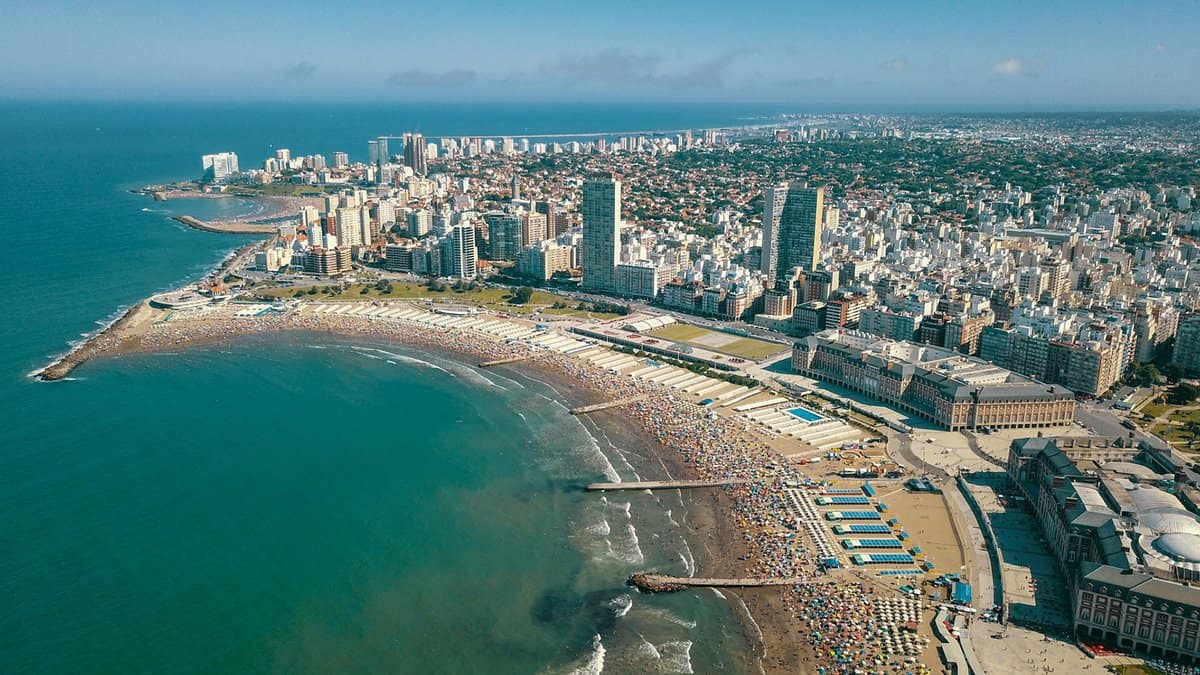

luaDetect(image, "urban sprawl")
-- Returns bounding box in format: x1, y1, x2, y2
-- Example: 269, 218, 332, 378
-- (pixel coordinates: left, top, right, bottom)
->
168, 113, 1200, 672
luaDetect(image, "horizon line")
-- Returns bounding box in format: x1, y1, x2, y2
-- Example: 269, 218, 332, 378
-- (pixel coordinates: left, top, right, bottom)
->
1, 98, 1198, 115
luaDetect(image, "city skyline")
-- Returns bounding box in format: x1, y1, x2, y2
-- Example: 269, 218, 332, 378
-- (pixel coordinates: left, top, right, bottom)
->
2, 1, 1198, 108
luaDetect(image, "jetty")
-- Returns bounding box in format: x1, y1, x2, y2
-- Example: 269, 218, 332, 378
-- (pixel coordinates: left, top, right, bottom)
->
478, 355, 532, 367
628, 573, 809, 593
570, 395, 646, 415
173, 215, 276, 235
586, 478, 756, 491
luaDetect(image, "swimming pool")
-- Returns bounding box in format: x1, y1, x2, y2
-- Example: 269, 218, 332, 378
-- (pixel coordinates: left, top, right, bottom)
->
786, 406, 824, 423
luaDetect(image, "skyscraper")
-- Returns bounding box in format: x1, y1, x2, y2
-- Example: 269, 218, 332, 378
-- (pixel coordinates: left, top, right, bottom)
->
761, 182, 824, 287
201, 152, 239, 182
444, 224, 478, 278
375, 136, 389, 166
581, 173, 621, 293
404, 133, 427, 176
336, 206, 363, 247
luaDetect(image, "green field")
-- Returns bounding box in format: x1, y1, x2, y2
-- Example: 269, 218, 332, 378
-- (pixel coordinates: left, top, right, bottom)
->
253, 282, 625, 318
647, 323, 710, 342
647, 323, 787, 361
720, 337, 790, 360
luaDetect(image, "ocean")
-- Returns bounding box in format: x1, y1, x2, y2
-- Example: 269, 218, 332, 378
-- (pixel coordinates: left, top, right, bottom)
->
0, 102, 772, 673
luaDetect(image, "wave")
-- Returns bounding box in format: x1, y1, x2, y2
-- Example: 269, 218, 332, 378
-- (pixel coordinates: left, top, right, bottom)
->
608, 594, 632, 619
657, 640, 694, 674
678, 539, 696, 577
350, 346, 450, 373
566, 634, 605, 675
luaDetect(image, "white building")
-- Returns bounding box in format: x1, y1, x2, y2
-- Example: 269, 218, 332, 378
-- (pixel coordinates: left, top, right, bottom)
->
201, 152, 239, 182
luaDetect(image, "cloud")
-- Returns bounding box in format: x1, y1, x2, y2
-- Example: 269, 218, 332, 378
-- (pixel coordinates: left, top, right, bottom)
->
537, 48, 755, 90
879, 57, 910, 74
385, 68, 477, 88
1154, 42, 1167, 53
990, 57, 1045, 78
280, 61, 317, 79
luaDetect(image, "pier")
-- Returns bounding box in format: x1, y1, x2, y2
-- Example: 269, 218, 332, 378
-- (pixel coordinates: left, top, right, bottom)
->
569, 395, 646, 415
478, 355, 532, 367
585, 478, 756, 491
628, 573, 809, 593
172, 215, 276, 235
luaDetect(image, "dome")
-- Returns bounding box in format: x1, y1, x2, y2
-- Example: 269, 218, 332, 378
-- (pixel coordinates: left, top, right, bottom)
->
1141, 510, 1200, 537
1153, 533, 1200, 563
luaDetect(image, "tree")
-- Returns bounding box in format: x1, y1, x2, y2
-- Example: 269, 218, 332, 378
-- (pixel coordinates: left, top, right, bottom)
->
511, 286, 535, 304
1168, 383, 1200, 405
1186, 421, 1200, 449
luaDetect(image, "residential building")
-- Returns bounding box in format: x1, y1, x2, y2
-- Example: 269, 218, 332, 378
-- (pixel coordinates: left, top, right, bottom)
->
581, 173, 621, 293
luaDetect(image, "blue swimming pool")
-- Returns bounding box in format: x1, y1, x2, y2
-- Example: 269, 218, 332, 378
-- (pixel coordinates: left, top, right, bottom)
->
786, 406, 824, 423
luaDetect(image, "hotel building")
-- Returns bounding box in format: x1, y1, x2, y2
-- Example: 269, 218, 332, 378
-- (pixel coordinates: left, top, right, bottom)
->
792, 329, 1075, 430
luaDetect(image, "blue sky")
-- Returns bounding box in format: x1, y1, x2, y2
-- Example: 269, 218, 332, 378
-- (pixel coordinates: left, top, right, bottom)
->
2, 0, 1196, 108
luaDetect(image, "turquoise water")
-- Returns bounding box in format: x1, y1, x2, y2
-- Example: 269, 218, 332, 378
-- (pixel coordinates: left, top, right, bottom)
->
0, 103, 768, 674
786, 407, 824, 423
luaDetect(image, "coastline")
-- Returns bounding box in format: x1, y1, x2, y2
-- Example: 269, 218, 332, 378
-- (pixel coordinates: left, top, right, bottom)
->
34, 239, 265, 381
40, 305, 802, 672
140, 186, 321, 233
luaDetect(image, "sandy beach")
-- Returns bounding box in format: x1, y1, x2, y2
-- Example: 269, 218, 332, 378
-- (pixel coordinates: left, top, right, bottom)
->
35, 300, 941, 674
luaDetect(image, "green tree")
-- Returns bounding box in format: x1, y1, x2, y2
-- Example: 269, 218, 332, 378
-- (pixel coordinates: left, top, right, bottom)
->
511, 286, 535, 304
1169, 383, 1200, 405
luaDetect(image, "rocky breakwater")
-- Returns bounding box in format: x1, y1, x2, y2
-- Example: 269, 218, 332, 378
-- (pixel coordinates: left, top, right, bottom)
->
627, 573, 689, 593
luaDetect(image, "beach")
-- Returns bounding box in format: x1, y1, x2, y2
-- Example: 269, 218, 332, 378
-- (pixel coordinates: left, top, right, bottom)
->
35, 297, 946, 673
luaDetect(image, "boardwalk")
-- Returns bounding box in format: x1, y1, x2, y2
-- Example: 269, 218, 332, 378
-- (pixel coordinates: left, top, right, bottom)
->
585, 478, 755, 491
570, 395, 647, 415
628, 573, 808, 593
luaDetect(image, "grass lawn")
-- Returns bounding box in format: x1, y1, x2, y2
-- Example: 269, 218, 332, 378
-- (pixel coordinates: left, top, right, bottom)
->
648, 323, 711, 342
254, 282, 595, 317
1149, 422, 1200, 452
647, 323, 787, 360
1167, 408, 1200, 425
1109, 665, 1166, 675
1141, 403, 1171, 418
720, 337, 789, 360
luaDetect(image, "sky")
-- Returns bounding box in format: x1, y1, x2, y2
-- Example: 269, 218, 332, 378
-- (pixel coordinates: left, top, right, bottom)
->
1, 0, 1197, 109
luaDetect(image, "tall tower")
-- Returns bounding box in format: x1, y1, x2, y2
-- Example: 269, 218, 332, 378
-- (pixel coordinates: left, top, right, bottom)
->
375, 136, 389, 166
404, 133, 427, 176
447, 224, 478, 278
581, 173, 621, 293
761, 182, 823, 287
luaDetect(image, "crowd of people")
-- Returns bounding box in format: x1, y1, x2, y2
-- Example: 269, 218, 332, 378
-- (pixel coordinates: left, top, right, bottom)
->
89, 302, 935, 673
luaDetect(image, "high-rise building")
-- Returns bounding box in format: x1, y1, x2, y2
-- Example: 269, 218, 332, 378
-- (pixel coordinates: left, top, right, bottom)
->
511, 175, 521, 201
536, 201, 563, 237
404, 133, 427, 176
484, 212, 523, 261
201, 152, 239, 182
444, 224, 477, 278
336, 207, 363, 247
367, 140, 380, 166
274, 148, 291, 165
332, 151, 349, 168
761, 182, 824, 287
375, 137, 389, 166
1173, 314, 1200, 376
407, 209, 432, 238
522, 211, 547, 247
581, 173, 621, 293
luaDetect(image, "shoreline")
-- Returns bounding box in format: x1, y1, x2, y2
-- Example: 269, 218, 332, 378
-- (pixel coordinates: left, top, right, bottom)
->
139, 186, 321, 233
34, 239, 265, 381
40, 308, 800, 672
